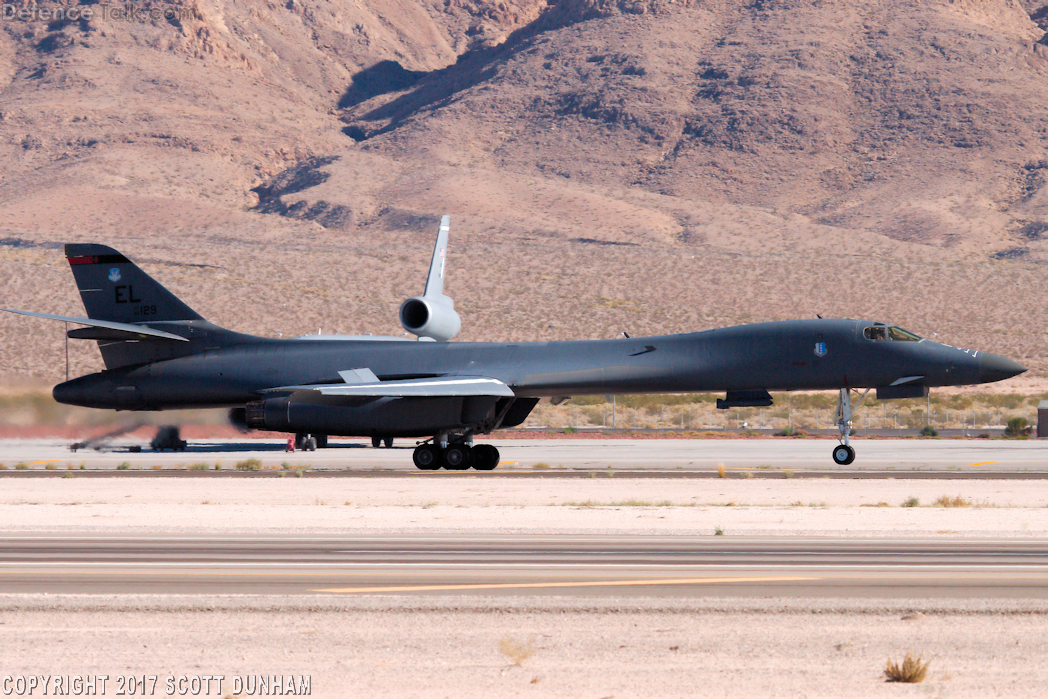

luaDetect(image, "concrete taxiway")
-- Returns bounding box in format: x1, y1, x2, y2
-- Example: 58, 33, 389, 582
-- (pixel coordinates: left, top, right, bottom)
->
1, 534, 1046, 599
0, 437, 1044, 476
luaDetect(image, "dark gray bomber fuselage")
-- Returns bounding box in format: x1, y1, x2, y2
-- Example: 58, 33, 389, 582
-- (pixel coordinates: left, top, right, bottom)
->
54, 317, 1019, 411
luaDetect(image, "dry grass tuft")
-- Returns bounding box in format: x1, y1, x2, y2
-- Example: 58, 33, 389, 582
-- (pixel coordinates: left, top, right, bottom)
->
235, 458, 262, 471
884, 651, 930, 683
533, 462, 551, 470
498, 636, 536, 666
716, 463, 726, 478
861, 501, 891, 507
934, 495, 972, 508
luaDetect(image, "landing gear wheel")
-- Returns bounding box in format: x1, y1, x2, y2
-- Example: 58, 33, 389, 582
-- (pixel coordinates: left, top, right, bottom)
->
383, 437, 393, 448
305, 436, 317, 452
413, 444, 441, 470
472, 444, 500, 471
295, 433, 308, 450
443, 444, 472, 470
372, 435, 382, 448
832, 444, 855, 465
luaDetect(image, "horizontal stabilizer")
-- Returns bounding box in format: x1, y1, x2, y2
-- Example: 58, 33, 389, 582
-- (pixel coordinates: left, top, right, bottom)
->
0, 308, 189, 342
265, 375, 514, 398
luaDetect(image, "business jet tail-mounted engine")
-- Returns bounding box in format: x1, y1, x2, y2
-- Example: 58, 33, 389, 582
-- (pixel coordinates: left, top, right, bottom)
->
399, 215, 461, 342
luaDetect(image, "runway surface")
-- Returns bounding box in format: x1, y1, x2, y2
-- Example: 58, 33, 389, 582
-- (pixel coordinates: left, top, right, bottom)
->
0, 438, 1046, 477
2, 534, 1046, 598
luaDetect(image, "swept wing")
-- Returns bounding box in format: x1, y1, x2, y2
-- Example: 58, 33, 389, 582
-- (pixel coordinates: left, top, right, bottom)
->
264, 375, 514, 398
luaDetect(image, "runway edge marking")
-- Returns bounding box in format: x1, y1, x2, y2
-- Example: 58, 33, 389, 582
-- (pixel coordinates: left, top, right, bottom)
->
314, 576, 819, 594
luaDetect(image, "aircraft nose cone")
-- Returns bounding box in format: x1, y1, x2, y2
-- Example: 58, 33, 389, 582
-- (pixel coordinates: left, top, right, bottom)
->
978, 353, 1026, 384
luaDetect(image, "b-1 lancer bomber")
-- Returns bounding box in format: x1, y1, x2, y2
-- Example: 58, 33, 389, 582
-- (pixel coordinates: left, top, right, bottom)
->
1, 216, 1026, 469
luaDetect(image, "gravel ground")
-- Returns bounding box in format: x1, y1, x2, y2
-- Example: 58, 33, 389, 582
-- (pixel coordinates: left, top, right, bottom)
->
1, 478, 1046, 697
1, 595, 1047, 698
0, 477, 1044, 536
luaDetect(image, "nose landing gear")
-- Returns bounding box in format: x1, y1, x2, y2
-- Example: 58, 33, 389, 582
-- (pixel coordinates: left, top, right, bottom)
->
832, 443, 855, 465
832, 388, 869, 465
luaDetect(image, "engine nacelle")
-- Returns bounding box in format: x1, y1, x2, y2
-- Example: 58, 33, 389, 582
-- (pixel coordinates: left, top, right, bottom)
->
399, 296, 461, 342
242, 395, 498, 438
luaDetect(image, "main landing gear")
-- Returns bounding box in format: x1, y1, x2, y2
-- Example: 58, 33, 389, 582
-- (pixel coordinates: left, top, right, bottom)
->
294, 432, 318, 451
412, 439, 500, 471
832, 388, 870, 465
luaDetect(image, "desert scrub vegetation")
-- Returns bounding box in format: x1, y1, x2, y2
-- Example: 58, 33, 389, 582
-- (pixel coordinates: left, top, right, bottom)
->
884, 652, 930, 683
902, 496, 920, 507
498, 637, 536, 667
562, 499, 677, 507
933, 495, 972, 508
1004, 416, 1032, 437
520, 391, 1044, 432
235, 458, 262, 471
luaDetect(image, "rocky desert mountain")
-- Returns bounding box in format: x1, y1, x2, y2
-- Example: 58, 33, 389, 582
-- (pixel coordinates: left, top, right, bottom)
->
1, 0, 1047, 388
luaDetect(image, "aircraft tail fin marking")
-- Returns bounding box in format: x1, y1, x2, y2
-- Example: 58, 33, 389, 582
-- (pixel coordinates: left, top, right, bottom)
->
64, 243, 204, 325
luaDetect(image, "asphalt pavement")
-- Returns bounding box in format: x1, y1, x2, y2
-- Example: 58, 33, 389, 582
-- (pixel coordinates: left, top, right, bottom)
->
1, 534, 1046, 598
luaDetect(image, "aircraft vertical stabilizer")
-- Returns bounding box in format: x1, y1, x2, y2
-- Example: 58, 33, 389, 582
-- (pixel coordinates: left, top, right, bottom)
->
65, 244, 204, 324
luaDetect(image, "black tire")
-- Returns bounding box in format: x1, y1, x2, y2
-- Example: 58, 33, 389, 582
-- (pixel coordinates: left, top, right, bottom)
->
443, 444, 472, 470
413, 445, 441, 470
832, 444, 854, 465
372, 435, 382, 448
295, 433, 307, 450
305, 436, 317, 452
472, 444, 500, 471
383, 437, 393, 449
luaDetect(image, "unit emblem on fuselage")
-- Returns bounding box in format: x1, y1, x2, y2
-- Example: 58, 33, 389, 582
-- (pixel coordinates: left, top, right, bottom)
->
814, 341, 827, 357
108, 268, 121, 283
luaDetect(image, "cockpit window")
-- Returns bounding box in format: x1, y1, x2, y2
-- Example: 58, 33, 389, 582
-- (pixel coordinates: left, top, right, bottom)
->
887, 326, 922, 342
863, 326, 887, 341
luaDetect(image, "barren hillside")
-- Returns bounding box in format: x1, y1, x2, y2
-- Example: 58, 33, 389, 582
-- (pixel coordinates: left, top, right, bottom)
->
0, 0, 1047, 388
